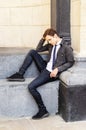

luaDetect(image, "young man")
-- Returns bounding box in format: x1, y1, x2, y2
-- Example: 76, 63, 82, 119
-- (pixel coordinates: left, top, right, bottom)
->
7, 28, 74, 119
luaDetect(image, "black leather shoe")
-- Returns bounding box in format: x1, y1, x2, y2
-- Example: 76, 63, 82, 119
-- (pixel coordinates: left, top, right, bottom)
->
32, 109, 49, 120
7, 72, 25, 82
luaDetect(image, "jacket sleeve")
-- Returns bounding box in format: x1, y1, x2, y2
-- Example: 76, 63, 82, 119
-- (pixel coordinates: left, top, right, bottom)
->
57, 46, 75, 73
36, 38, 49, 52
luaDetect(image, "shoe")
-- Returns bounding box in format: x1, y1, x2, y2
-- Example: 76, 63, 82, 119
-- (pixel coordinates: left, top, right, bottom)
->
7, 72, 25, 82
32, 109, 49, 120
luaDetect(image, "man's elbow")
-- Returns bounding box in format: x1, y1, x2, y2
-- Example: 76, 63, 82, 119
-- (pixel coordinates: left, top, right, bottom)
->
69, 60, 75, 67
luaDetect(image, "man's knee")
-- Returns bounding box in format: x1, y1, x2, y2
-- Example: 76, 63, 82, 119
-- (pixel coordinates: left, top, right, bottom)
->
29, 49, 37, 56
28, 85, 35, 94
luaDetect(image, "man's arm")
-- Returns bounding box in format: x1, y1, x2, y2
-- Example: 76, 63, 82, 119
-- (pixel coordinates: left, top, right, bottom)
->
57, 46, 74, 73
50, 46, 74, 78
36, 38, 49, 52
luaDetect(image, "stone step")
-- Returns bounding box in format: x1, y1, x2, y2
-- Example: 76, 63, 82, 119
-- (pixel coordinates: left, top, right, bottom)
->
0, 47, 48, 79
0, 48, 59, 118
0, 78, 59, 118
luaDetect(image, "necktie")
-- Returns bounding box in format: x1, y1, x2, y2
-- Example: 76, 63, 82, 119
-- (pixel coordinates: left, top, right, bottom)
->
52, 45, 57, 69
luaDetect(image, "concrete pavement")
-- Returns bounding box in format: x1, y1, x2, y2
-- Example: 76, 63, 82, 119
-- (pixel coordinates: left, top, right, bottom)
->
0, 115, 86, 130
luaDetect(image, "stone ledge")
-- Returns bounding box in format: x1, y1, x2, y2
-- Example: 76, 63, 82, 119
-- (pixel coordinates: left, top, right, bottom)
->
0, 48, 48, 79
0, 78, 59, 117
60, 62, 86, 86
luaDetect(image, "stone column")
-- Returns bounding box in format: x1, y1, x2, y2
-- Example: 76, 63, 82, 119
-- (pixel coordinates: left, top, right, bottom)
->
51, 0, 71, 44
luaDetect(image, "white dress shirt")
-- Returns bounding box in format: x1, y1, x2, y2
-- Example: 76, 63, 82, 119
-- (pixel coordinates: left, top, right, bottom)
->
46, 40, 62, 72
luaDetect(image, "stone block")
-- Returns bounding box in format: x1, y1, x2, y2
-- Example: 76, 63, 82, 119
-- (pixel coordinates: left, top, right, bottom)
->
11, 8, 33, 25
0, 78, 59, 117
32, 5, 50, 25
21, 26, 43, 48
21, 0, 41, 6
59, 59, 86, 122
0, 52, 38, 79
0, 8, 10, 25
0, 27, 22, 47
0, 48, 48, 79
0, 48, 59, 118
59, 81, 86, 122
71, 0, 80, 26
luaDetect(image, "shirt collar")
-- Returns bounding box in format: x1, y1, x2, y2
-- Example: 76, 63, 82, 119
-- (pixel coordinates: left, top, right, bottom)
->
56, 39, 62, 46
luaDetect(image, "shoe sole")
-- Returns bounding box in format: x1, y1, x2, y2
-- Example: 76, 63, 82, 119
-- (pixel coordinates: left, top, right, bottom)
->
41, 113, 49, 119
32, 113, 49, 120
7, 78, 25, 82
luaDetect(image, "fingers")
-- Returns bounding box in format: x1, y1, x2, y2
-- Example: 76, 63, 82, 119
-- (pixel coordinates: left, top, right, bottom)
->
50, 72, 56, 78
50, 68, 58, 78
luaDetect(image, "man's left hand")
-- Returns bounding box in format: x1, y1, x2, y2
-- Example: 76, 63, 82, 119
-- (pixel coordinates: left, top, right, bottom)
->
50, 68, 58, 78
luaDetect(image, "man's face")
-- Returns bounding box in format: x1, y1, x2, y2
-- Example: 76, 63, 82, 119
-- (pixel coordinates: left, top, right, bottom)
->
45, 34, 57, 46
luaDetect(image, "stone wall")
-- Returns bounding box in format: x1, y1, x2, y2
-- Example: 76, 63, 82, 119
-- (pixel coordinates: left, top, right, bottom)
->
0, 0, 51, 48
71, 0, 86, 57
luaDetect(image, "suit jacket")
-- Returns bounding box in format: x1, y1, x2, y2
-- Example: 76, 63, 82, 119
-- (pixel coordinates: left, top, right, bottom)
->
36, 38, 74, 74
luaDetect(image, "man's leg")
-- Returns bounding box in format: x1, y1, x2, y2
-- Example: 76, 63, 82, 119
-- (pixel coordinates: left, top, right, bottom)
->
28, 69, 52, 119
19, 49, 46, 75
7, 50, 46, 81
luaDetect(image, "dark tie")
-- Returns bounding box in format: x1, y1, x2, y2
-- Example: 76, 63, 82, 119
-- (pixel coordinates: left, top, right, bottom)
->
52, 45, 57, 69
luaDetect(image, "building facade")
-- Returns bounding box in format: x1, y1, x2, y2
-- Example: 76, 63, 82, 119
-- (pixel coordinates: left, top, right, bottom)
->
0, 0, 86, 121
0, 0, 50, 48
0, 0, 86, 57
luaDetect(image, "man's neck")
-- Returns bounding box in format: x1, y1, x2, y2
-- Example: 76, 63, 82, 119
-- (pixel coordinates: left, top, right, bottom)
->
57, 37, 62, 43
55, 38, 62, 46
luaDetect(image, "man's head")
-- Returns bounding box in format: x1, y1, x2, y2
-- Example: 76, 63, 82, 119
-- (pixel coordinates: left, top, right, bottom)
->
43, 28, 60, 46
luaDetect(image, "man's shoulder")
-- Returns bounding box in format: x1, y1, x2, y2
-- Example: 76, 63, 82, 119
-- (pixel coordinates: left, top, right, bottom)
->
62, 43, 73, 50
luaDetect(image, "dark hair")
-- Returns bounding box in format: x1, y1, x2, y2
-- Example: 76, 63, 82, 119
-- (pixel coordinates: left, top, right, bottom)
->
43, 28, 58, 38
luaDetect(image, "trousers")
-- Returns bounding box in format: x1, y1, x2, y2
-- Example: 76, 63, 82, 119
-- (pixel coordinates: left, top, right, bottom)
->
19, 49, 47, 75
19, 50, 57, 110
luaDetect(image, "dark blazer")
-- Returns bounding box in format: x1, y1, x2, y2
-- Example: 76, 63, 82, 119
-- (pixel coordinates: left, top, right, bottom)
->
36, 38, 74, 74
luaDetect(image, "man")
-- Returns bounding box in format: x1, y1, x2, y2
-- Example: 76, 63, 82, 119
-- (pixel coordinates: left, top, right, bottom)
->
7, 28, 74, 119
